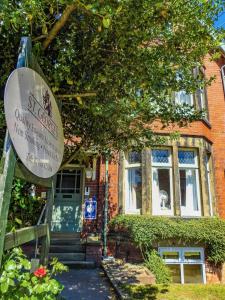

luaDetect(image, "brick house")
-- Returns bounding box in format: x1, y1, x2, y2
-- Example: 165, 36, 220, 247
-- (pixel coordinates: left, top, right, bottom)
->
50, 49, 225, 283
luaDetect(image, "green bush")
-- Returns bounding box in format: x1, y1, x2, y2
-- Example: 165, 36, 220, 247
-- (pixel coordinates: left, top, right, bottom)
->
144, 250, 171, 284
109, 215, 225, 264
0, 248, 68, 300
7, 179, 46, 232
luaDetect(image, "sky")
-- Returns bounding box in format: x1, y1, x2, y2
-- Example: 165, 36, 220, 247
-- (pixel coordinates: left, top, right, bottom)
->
215, 11, 225, 29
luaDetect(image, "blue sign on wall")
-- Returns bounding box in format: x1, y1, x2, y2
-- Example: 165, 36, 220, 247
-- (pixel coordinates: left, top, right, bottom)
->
84, 196, 97, 220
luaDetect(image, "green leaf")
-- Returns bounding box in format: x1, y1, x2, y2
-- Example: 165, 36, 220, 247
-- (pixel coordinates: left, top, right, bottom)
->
102, 17, 111, 28
0, 281, 9, 293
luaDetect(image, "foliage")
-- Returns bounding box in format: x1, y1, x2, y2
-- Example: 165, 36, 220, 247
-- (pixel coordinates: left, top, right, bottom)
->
0, 101, 5, 155
122, 284, 225, 300
0, 1, 225, 157
0, 247, 68, 300
144, 250, 171, 284
109, 215, 225, 264
7, 179, 46, 232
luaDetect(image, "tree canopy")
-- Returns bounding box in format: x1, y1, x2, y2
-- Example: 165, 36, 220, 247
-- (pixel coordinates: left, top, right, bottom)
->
0, 0, 224, 158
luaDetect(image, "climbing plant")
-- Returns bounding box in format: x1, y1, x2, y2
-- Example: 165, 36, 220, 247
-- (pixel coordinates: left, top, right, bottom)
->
109, 215, 225, 264
0, 1, 225, 157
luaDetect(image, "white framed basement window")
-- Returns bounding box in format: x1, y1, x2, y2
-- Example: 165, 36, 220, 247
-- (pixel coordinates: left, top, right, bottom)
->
125, 152, 142, 214
151, 148, 174, 216
175, 91, 194, 106
178, 149, 201, 217
159, 247, 206, 284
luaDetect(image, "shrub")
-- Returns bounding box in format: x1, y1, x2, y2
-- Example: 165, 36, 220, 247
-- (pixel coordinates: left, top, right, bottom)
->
7, 179, 46, 231
0, 247, 68, 300
109, 215, 225, 264
145, 250, 172, 284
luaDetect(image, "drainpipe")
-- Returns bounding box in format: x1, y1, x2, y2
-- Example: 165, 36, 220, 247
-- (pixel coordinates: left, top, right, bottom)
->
103, 158, 109, 257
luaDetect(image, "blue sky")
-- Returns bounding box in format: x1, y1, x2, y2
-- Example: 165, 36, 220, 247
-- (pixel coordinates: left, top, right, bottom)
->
215, 11, 225, 28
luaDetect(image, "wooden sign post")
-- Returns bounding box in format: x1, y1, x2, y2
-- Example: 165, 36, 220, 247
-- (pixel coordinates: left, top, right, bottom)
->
0, 37, 59, 266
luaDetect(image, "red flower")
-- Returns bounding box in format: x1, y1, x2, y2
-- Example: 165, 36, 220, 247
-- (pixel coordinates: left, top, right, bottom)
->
34, 267, 47, 278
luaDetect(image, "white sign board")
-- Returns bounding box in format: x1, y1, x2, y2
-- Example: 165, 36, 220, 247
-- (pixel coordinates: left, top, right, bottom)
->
4, 67, 64, 178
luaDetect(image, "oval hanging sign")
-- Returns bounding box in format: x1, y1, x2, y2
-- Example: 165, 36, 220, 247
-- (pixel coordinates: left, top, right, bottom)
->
4, 67, 64, 178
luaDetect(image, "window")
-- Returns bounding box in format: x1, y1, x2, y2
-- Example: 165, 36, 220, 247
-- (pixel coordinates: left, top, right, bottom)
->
56, 169, 81, 194
159, 247, 206, 284
178, 150, 201, 216
221, 65, 225, 94
175, 91, 193, 106
152, 149, 174, 215
125, 152, 142, 214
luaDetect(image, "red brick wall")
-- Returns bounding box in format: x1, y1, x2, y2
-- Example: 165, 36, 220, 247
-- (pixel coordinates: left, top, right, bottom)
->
102, 54, 225, 219
82, 157, 119, 235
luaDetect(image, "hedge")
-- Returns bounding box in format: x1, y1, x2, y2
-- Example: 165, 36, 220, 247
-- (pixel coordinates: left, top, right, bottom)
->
109, 215, 225, 264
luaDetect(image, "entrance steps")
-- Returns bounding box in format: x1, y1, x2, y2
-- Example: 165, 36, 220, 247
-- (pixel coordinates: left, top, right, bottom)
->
49, 233, 95, 268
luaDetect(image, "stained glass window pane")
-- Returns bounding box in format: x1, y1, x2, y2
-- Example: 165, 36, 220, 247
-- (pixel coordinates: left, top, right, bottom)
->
152, 149, 169, 164
128, 152, 141, 164
178, 150, 195, 165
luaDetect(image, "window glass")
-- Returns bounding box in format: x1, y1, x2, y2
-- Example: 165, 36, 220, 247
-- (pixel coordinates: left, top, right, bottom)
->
183, 265, 203, 283
167, 265, 181, 283
179, 169, 199, 212
127, 168, 142, 210
175, 91, 193, 106
152, 149, 169, 164
152, 149, 173, 215
178, 150, 195, 165
128, 152, 141, 164
184, 251, 201, 261
162, 251, 179, 260
153, 169, 171, 210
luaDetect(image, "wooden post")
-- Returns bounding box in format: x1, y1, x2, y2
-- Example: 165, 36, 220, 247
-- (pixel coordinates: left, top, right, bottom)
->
0, 37, 31, 265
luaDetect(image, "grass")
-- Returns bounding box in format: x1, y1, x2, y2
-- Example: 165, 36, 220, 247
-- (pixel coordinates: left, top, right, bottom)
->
121, 284, 225, 300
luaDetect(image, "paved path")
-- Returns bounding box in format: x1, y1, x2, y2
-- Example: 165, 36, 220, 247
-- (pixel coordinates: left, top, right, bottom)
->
56, 268, 118, 300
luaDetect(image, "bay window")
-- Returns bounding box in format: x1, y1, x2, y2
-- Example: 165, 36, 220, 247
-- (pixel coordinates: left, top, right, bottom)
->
125, 152, 142, 214
152, 149, 174, 216
178, 150, 201, 217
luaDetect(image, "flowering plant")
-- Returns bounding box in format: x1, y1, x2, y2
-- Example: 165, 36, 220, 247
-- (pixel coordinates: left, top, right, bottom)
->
34, 267, 47, 278
0, 248, 68, 300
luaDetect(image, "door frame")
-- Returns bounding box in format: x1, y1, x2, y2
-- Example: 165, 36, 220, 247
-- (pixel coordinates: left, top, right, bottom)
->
52, 164, 86, 233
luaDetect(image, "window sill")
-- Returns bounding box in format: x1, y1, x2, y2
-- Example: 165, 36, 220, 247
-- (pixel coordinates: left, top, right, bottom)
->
201, 118, 211, 129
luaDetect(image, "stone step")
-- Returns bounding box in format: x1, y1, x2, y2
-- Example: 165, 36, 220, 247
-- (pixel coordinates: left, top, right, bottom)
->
51, 232, 81, 239
50, 244, 85, 253
50, 238, 82, 245
60, 260, 96, 269
49, 252, 86, 261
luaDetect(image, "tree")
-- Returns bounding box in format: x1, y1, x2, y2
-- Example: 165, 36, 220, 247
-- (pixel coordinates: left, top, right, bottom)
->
0, 0, 224, 158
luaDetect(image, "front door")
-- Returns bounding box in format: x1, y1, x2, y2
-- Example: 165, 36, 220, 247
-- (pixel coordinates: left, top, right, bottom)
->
51, 169, 83, 232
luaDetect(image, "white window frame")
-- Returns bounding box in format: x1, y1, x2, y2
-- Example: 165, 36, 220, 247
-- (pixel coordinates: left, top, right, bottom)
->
221, 65, 225, 94
178, 149, 201, 217
159, 247, 206, 284
124, 153, 141, 214
151, 148, 174, 216
175, 91, 194, 106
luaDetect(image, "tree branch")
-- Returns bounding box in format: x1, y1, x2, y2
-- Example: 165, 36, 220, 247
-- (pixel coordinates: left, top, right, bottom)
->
42, 4, 77, 50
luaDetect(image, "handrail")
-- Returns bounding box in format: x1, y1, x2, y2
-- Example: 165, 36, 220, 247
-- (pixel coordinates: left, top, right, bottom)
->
35, 203, 48, 258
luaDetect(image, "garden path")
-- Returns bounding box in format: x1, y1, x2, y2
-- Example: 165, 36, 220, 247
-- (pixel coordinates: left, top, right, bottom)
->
56, 268, 118, 300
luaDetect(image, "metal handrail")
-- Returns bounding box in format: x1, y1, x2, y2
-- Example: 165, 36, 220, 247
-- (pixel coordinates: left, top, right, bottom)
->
34, 203, 47, 258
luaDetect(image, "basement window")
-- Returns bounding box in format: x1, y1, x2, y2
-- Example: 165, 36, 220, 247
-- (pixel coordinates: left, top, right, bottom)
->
159, 247, 206, 284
